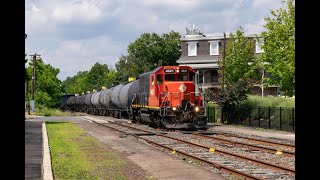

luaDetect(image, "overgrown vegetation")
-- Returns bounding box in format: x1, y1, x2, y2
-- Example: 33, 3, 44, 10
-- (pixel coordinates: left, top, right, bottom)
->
218, 79, 252, 123
240, 95, 295, 108
46, 122, 145, 180
33, 105, 72, 116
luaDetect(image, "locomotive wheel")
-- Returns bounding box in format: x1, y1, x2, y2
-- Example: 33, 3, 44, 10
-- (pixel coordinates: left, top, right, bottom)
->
155, 116, 162, 128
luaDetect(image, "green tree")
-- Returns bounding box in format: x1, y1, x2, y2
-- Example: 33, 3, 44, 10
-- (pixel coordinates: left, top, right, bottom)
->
117, 31, 181, 79
115, 55, 141, 84
260, 0, 295, 96
62, 63, 118, 94
218, 28, 256, 123
62, 71, 89, 94
26, 59, 64, 108
220, 27, 256, 85
218, 79, 252, 123
104, 69, 117, 88
86, 62, 110, 90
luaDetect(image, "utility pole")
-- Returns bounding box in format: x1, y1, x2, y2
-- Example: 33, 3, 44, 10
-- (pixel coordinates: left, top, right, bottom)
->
221, 32, 226, 123
29, 53, 41, 113
25, 34, 28, 112
222, 32, 226, 93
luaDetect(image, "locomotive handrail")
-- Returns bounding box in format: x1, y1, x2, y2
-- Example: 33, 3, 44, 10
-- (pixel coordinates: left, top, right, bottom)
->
129, 94, 137, 114
130, 94, 137, 106
159, 92, 169, 116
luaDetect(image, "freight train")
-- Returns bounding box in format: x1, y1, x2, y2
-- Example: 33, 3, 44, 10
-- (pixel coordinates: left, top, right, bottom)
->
61, 65, 208, 130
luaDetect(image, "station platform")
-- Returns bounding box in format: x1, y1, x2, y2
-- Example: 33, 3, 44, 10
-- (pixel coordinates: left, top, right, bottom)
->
25, 120, 53, 180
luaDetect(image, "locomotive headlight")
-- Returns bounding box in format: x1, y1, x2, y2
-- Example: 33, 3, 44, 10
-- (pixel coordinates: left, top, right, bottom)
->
172, 107, 177, 111
195, 106, 199, 112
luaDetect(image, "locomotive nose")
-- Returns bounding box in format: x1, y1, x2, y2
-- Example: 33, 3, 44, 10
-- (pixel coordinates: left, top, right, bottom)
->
164, 82, 194, 93
164, 82, 196, 108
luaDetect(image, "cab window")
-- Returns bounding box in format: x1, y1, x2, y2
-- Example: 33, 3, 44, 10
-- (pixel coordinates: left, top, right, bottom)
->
157, 74, 163, 84
189, 71, 195, 82
165, 74, 175, 81
151, 75, 155, 86
178, 74, 188, 81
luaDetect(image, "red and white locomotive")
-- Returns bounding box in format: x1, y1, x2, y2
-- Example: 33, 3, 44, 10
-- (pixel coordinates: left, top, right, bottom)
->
131, 65, 207, 129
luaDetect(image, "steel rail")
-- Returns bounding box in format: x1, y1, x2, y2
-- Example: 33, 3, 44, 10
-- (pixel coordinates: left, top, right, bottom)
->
192, 133, 295, 157
157, 134, 295, 175
216, 132, 295, 149
87, 118, 263, 180
96, 119, 295, 175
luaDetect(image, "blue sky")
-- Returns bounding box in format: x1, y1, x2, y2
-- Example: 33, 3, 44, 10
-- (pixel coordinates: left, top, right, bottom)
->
25, 0, 285, 81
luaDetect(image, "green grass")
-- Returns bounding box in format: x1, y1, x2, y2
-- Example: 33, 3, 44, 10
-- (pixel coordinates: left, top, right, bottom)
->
46, 122, 135, 180
240, 95, 295, 108
34, 106, 72, 116
206, 102, 220, 123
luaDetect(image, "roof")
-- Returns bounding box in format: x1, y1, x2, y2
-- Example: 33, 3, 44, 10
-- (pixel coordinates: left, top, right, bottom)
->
180, 33, 260, 41
177, 55, 219, 63
139, 66, 162, 77
179, 63, 219, 69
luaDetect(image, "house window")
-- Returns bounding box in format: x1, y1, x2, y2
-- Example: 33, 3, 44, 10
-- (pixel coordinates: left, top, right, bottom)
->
256, 38, 264, 53
187, 42, 197, 56
209, 41, 219, 55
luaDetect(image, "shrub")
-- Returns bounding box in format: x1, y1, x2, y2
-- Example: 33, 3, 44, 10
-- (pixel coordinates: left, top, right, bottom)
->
35, 104, 71, 116
241, 95, 295, 108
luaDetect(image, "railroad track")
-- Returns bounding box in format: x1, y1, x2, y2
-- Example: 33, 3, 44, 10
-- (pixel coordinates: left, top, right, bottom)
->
210, 132, 295, 154
190, 133, 295, 157
79, 115, 295, 179
84, 115, 295, 157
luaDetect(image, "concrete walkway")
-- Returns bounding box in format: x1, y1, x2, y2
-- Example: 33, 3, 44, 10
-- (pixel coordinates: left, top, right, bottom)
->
25, 120, 53, 180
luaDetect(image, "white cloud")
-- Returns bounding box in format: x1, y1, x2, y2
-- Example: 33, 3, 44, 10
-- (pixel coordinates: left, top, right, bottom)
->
252, 0, 283, 11
243, 19, 266, 34
25, 0, 285, 82
143, 0, 199, 9
31, 4, 40, 12
51, 1, 102, 23
38, 36, 128, 80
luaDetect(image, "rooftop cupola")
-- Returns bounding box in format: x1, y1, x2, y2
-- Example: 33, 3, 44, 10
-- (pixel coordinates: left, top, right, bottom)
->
184, 24, 206, 38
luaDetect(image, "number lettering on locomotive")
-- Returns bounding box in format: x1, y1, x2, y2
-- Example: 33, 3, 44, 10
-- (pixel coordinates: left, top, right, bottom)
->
180, 69, 188, 73
164, 69, 175, 73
